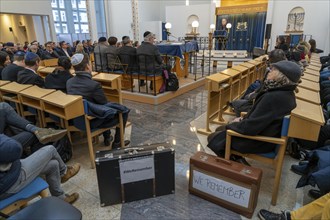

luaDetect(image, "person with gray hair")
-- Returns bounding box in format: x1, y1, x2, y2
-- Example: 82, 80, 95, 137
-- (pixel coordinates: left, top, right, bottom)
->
136, 31, 163, 88
117, 36, 137, 74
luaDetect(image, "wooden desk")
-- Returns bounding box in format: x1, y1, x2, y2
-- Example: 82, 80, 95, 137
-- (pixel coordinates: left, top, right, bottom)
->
254, 55, 269, 62
220, 68, 241, 100
302, 73, 319, 83
232, 65, 249, 94
309, 63, 322, 69
197, 74, 231, 135
248, 59, 264, 80
304, 68, 320, 77
298, 79, 320, 92
240, 62, 256, 85
288, 99, 325, 141
295, 87, 320, 105
92, 73, 122, 104
0, 80, 11, 101
18, 86, 56, 127
306, 65, 320, 72
0, 82, 33, 116
37, 66, 56, 78
43, 58, 59, 67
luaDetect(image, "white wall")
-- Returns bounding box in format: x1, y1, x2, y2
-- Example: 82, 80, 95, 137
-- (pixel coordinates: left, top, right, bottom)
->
165, 4, 212, 38
139, 21, 163, 42
268, 0, 330, 55
0, 0, 56, 41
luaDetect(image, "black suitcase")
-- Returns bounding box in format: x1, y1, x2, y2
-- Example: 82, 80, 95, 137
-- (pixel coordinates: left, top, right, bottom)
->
95, 142, 175, 206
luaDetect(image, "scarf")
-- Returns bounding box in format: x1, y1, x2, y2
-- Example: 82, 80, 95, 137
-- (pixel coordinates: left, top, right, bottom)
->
263, 78, 289, 91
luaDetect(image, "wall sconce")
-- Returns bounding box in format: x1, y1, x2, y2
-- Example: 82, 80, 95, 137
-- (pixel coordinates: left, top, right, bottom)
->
210, 24, 215, 33
226, 23, 232, 34
192, 20, 199, 34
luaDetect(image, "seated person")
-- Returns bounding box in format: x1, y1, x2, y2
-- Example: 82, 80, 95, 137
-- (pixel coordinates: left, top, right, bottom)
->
107, 36, 119, 71
0, 102, 67, 153
55, 41, 73, 58
137, 31, 163, 88
41, 41, 60, 60
117, 36, 137, 73
208, 61, 301, 160
0, 134, 80, 203
1, 51, 25, 82
0, 51, 10, 79
45, 56, 73, 92
94, 37, 111, 72
17, 52, 44, 87
66, 54, 130, 148
258, 193, 330, 220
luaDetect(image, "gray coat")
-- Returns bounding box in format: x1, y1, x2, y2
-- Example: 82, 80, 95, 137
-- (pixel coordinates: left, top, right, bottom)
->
136, 42, 162, 74
94, 44, 111, 72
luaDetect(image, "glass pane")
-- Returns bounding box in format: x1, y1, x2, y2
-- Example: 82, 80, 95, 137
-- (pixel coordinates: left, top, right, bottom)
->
80, 24, 89, 33
53, 10, 59, 22
62, 23, 68, 33
79, 12, 88, 22
60, 11, 66, 22
55, 23, 61, 34
74, 24, 80, 33
73, 11, 78, 22
78, 0, 86, 9
59, 0, 65, 8
71, 0, 77, 9
51, 0, 57, 8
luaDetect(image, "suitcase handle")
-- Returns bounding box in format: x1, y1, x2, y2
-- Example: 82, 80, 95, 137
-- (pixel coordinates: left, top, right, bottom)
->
124, 147, 144, 154
215, 158, 232, 166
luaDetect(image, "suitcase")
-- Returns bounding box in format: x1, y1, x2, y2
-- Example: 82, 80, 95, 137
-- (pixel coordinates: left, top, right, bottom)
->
95, 142, 175, 206
189, 152, 262, 218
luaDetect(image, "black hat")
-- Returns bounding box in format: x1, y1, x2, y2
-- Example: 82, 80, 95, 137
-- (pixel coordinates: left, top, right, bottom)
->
98, 37, 107, 43
272, 60, 301, 83
24, 52, 39, 61
6, 42, 14, 47
15, 51, 25, 57
143, 31, 152, 38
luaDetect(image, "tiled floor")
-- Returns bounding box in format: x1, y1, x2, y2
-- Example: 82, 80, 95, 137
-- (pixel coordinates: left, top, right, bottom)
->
60, 77, 312, 219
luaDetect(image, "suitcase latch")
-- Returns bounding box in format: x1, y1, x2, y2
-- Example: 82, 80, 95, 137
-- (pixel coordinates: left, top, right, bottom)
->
104, 153, 114, 158
200, 155, 208, 161
240, 168, 252, 175
157, 146, 165, 151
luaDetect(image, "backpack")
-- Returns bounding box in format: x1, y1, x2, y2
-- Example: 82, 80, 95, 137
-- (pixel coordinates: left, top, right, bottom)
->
162, 69, 179, 91
53, 135, 72, 163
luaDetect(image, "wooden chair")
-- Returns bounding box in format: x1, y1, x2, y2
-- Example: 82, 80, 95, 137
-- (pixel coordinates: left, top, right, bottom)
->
225, 115, 290, 205
0, 177, 48, 216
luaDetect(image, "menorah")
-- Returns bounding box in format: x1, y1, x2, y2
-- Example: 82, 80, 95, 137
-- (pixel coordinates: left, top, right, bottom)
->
287, 12, 305, 31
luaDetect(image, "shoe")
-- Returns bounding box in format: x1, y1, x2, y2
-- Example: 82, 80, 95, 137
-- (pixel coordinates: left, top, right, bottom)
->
34, 128, 67, 144
64, 192, 79, 204
230, 155, 251, 166
111, 140, 130, 149
104, 136, 114, 146
258, 209, 290, 220
61, 163, 81, 183
299, 160, 309, 166
290, 164, 308, 175
308, 189, 324, 199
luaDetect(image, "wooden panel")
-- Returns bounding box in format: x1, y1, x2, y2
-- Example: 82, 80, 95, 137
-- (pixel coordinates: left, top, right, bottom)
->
206, 74, 231, 92
302, 73, 319, 83
19, 86, 56, 110
216, 3, 268, 15
220, 0, 268, 7
298, 80, 320, 92
295, 88, 320, 105
304, 69, 319, 77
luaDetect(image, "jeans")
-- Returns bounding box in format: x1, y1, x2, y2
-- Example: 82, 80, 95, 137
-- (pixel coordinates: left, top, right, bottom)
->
6, 145, 67, 197
0, 102, 39, 150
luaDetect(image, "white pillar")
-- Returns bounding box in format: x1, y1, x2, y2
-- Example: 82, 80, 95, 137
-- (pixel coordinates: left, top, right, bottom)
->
103, 0, 111, 37
87, 0, 98, 42
131, 0, 139, 41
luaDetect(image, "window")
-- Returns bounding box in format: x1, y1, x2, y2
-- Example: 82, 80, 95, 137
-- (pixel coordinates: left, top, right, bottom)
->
60, 11, 67, 22
51, 0, 57, 8
71, 0, 77, 9
55, 23, 61, 34
59, 0, 65, 8
80, 24, 89, 33
73, 11, 78, 22
79, 12, 88, 22
62, 23, 68, 33
53, 10, 59, 22
74, 24, 80, 33
78, 0, 86, 9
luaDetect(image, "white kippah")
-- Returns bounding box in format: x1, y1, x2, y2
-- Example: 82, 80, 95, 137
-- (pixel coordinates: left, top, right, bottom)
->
71, 53, 84, 66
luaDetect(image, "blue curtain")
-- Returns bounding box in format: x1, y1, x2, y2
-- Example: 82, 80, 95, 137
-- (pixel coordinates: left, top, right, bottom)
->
215, 12, 266, 52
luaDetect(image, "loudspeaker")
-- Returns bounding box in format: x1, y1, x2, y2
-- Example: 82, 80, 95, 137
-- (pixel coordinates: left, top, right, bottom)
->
9, 27, 13, 32
265, 24, 272, 39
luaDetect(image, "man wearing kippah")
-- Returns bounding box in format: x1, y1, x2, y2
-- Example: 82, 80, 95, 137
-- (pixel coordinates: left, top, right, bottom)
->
117, 36, 137, 74
1, 51, 26, 82
137, 31, 163, 89
67, 53, 130, 148
17, 52, 44, 88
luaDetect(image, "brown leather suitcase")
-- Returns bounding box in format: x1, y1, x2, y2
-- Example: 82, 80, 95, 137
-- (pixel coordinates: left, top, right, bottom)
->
189, 152, 262, 218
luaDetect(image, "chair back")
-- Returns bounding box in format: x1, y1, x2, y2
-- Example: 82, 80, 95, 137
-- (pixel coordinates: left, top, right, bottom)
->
280, 115, 291, 137
137, 54, 161, 75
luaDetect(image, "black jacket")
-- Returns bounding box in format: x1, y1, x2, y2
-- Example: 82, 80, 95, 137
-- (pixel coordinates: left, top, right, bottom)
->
136, 42, 162, 73
44, 68, 72, 92
66, 71, 107, 105
1, 64, 25, 82
17, 68, 45, 88
226, 85, 297, 153
55, 48, 73, 57
41, 50, 59, 60
118, 46, 137, 72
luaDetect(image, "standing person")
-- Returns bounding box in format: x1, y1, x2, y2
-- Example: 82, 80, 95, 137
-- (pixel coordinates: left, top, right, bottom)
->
0, 51, 10, 79
17, 52, 44, 87
275, 36, 289, 53
1, 51, 25, 82
45, 56, 73, 92
136, 31, 163, 89
66, 54, 130, 148
0, 134, 80, 203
